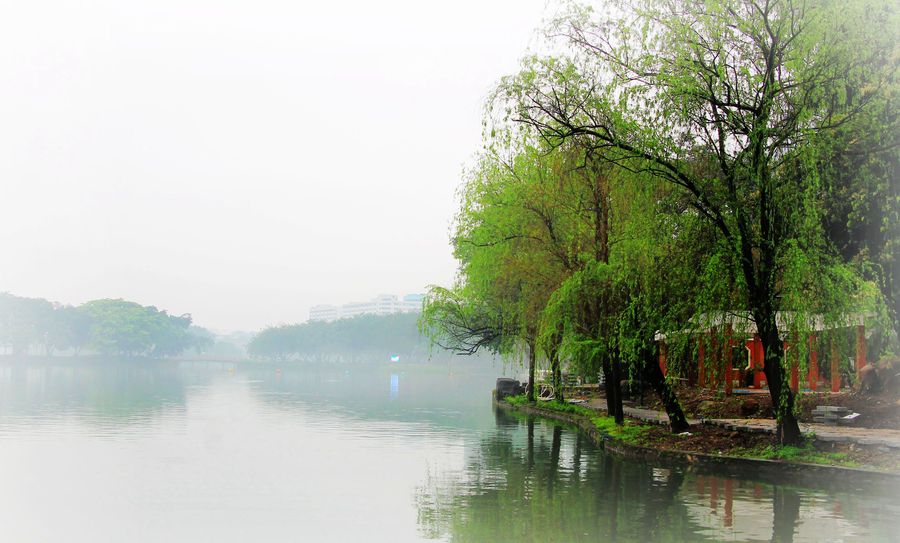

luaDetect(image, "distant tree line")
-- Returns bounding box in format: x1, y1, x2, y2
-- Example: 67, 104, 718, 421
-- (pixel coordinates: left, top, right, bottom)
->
247, 313, 429, 362
0, 293, 213, 357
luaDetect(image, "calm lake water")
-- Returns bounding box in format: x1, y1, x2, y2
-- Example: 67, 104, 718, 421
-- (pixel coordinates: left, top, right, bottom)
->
0, 358, 897, 542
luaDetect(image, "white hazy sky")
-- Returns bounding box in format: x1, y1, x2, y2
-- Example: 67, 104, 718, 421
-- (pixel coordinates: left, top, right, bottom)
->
0, 0, 551, 332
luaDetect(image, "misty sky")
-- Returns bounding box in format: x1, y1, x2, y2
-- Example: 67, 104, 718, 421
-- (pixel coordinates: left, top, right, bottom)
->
0, 0, 550, 331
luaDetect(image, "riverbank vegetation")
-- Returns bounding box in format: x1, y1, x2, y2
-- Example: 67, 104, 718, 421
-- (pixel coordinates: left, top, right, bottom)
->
0, 292, 212, 357
500, 395, 900, 472
248, 313, 435, 362
422, 0, 899, 445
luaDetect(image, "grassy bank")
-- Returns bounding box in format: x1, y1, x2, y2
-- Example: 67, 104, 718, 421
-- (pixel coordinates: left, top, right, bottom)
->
506, 395, 652, 445
501, 395, 899, 473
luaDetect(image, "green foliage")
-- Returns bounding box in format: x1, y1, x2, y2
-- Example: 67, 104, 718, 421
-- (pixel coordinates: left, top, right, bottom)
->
432, 0, 896, 444
419, 285, 507, 356
541, 400, 596, 418
248, 313, 428, 362
738, 441, 860, 468
485, 0, 899, 443
504, 393, 529, 406
506, 396, 653, 444
421, 144, 587, 391
75, 299, 200, 357
0, 293, 209, 357
46, 305, 93, 353
589, 415, 652, 445
0, 293, 53, 354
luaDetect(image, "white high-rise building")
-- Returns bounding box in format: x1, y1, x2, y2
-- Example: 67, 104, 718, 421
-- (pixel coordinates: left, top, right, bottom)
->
308, 293, 424, 322
399, 293, 424, 313
309, 304, 340, 322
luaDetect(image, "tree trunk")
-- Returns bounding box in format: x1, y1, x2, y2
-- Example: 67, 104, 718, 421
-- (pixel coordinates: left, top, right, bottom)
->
550, 348, 564, 402
644, 356, 690, 433
526, 340, 537, 402
601, 357, 616, 415
611, 360, 624, 424
601, 355, 625, 424
758, 321, 803, 445
604, 356, 624, 425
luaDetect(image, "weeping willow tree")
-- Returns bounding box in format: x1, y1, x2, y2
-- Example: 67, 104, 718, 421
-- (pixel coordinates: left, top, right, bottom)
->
420, 146, 573, 401
816, 85, 900, 349
420, 285, 508, 356
494, 0, 897, 444
424, 127, 696, 430
535, 154, 695, 431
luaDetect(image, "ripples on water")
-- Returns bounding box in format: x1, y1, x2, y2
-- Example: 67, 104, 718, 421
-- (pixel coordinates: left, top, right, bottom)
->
0, 359, 896, 542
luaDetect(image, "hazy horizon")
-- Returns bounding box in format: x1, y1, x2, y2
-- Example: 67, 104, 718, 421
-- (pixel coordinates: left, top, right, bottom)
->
0, 0, 550, 332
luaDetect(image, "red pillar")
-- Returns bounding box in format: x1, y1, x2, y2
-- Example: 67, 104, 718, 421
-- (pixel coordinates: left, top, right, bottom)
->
808, 334, 818, 392
831, 339, 840, 393
698, 337, 706, 388
751, 334, 766, 388
659, 341, 667, 377
724, 325, 733, 396
789, 333, 799, 393
856, 324, 867, 374
756, 335, 766, 387
709, 330, 719, 392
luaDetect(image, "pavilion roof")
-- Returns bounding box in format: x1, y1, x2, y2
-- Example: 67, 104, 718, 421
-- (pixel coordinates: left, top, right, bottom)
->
653, 311, 869, 342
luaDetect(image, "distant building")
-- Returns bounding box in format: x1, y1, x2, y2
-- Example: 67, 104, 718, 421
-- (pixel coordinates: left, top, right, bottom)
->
399, 293, 424, 313
308, 293, 424, 323
309, 304, 339, 322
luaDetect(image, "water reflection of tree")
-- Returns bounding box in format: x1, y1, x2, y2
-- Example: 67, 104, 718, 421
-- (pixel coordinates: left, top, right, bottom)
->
771, 487, 801, 543
415, 411, 711, 542
415, 410, 891, 542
